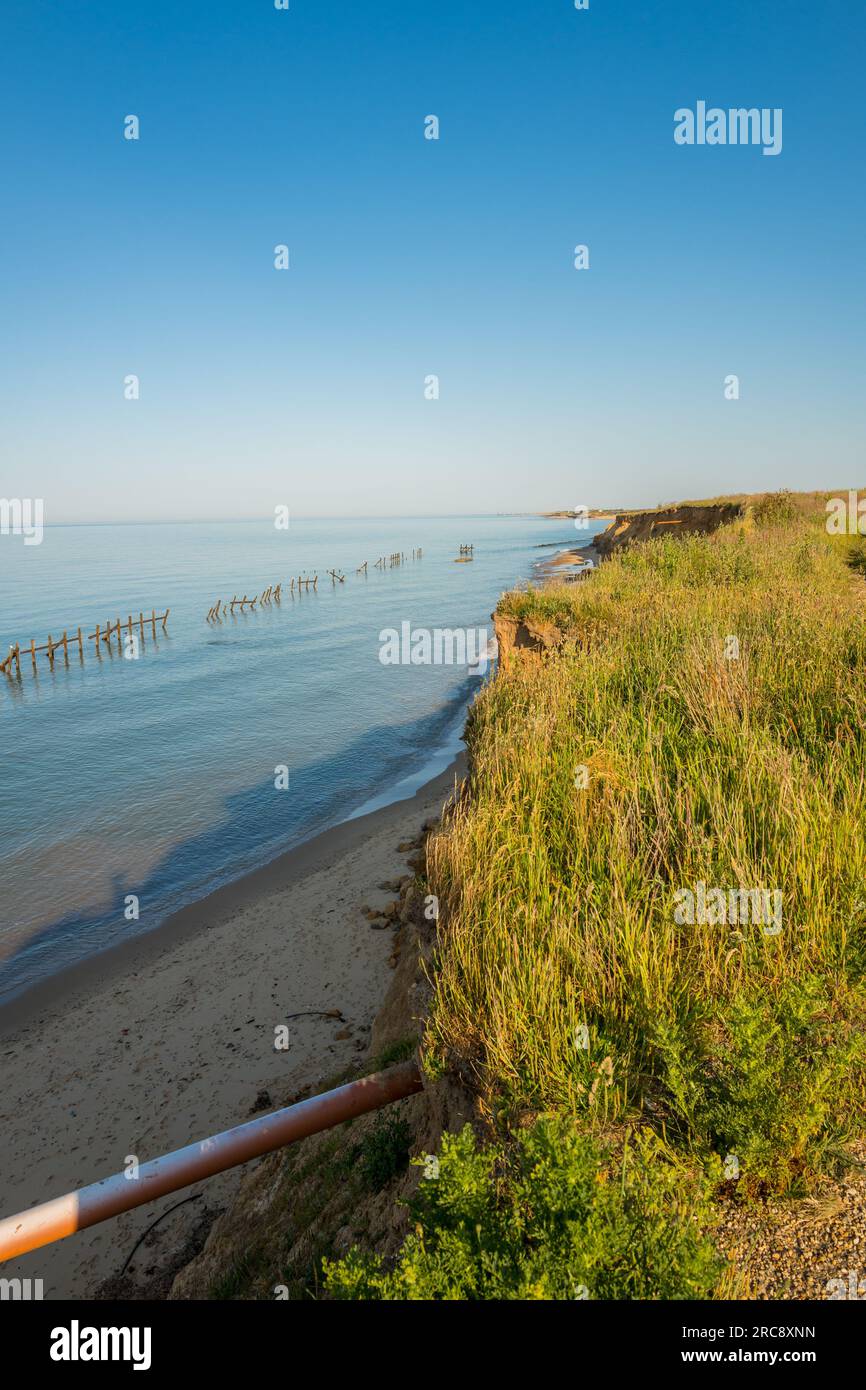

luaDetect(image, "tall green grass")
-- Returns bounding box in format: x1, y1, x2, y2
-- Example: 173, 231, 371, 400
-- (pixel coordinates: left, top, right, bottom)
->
426, 510, 866, 1194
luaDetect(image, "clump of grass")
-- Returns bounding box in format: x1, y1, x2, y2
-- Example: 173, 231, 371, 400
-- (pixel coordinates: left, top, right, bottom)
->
356, 1111, 414, 1193
752, 488, 798, 527
370, 1036, 418, 1070
841, 535, 866, 577
324, 1120, 725, 1300
425, 508, 866, 1194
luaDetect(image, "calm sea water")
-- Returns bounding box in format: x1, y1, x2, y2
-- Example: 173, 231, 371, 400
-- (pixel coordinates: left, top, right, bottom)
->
0, 515, 603, 1002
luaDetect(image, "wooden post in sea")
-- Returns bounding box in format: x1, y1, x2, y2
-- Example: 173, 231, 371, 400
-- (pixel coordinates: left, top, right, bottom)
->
2, 606, 160, 680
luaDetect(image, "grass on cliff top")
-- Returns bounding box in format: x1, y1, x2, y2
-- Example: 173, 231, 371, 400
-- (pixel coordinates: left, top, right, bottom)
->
588, 489, 857, 517
425, 502, 866, 1196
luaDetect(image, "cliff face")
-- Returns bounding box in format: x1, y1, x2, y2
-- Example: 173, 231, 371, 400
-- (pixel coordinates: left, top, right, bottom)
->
494, 503, 747, 668
594, 502, 745, 557
492, 613, 564, 669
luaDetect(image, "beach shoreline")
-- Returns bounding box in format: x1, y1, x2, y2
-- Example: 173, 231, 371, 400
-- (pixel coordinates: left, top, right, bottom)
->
534, 537, 602, 582
1, 736, 468, 1032
0, 751, 466, 1298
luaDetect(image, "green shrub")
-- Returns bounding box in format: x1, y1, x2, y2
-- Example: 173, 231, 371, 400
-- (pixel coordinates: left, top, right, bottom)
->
324, 1120, 724, 1300
694, 977, 866, 1195
753, 489, 797, 527
357, 1112, 414, 1193
840, 535, 866, 576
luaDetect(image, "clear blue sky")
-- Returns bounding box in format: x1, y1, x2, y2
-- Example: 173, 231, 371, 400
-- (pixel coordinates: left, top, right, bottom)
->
1, 0, 864, 522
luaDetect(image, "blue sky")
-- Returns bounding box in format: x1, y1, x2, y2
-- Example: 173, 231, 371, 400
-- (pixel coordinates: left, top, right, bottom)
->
1, 0, 864, 521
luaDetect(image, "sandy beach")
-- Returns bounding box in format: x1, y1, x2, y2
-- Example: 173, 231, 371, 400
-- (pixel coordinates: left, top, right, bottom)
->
536, 537, 601, 581
0, 756, 465, 1300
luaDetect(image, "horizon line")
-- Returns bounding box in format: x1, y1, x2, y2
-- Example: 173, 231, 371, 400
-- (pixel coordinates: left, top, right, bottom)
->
30, 512, 559, 528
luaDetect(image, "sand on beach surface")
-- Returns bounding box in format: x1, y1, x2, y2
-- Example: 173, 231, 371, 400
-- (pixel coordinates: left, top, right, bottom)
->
536, 539, 599, 582
0, 759, 463, 1300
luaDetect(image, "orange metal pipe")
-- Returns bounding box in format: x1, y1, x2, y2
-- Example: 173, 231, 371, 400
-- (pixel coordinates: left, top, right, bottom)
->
0, 1061, 422, 1263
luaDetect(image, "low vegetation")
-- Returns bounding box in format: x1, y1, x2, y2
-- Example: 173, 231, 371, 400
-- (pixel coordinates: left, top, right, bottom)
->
329, 491, 866, 1297
326, 1120, 724, 1300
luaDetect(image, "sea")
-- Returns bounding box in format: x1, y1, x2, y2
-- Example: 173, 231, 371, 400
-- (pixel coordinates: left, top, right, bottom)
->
0, 514, 605, 1002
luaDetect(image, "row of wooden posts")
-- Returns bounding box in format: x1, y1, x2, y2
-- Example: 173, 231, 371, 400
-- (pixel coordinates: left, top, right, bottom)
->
374, 548, 423, 568
360, 547, 422, 572
3, 543, 432, 677
207, 584, 288, 620
1, 609, 170, 678
206, 576, 330, 621
206, 550, 425, 620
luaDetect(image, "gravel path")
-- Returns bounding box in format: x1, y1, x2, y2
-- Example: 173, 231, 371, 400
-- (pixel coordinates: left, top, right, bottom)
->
715, 1146, 866, 1300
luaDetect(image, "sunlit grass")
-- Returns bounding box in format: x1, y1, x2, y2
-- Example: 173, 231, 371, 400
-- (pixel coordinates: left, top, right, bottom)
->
425, 504, 866, 1194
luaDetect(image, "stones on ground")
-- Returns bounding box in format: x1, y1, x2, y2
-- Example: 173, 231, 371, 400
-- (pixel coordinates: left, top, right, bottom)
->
360, 898, 402, 927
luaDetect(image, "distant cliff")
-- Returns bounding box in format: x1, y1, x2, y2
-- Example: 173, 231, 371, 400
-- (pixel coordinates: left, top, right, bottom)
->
594, 501, 746, 556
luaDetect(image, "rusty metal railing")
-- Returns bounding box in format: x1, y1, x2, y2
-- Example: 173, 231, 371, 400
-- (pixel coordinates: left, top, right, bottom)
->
0, 1060, 422, 1263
